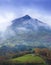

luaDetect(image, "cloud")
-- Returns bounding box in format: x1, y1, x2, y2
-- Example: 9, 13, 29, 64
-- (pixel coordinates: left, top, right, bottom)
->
17, 27, 27, 31
0, 11, 16, 31
0, 0, 51, 31
16, 27, 30, 33
0, 7, 51, 32
19, 8, 51, 26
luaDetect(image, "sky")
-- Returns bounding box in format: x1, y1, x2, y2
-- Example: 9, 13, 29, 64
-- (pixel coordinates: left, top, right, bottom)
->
0, 0, 51, 31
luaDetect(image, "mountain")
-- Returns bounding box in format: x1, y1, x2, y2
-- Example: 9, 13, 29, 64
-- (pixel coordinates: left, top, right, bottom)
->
2, 15, 51, 48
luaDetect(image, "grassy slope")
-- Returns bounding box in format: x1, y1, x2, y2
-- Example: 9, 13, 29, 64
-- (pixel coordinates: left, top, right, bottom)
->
10, 54, 46, 64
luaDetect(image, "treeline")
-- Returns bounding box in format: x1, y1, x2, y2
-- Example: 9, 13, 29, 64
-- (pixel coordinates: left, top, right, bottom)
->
12, 51, 32, 58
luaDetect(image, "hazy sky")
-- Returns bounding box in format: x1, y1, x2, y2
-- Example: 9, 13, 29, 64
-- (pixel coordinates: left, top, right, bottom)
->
0, 0, 51, 31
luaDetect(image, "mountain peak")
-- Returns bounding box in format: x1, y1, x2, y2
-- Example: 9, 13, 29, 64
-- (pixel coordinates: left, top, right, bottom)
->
12, 15, 31, 23
22, 15, 31, 20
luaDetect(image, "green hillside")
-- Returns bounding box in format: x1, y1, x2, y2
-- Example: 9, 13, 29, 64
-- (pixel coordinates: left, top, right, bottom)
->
10, 54, 46, 64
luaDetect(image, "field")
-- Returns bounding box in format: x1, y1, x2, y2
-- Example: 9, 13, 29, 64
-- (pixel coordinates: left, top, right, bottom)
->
10, 54, 46, 65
